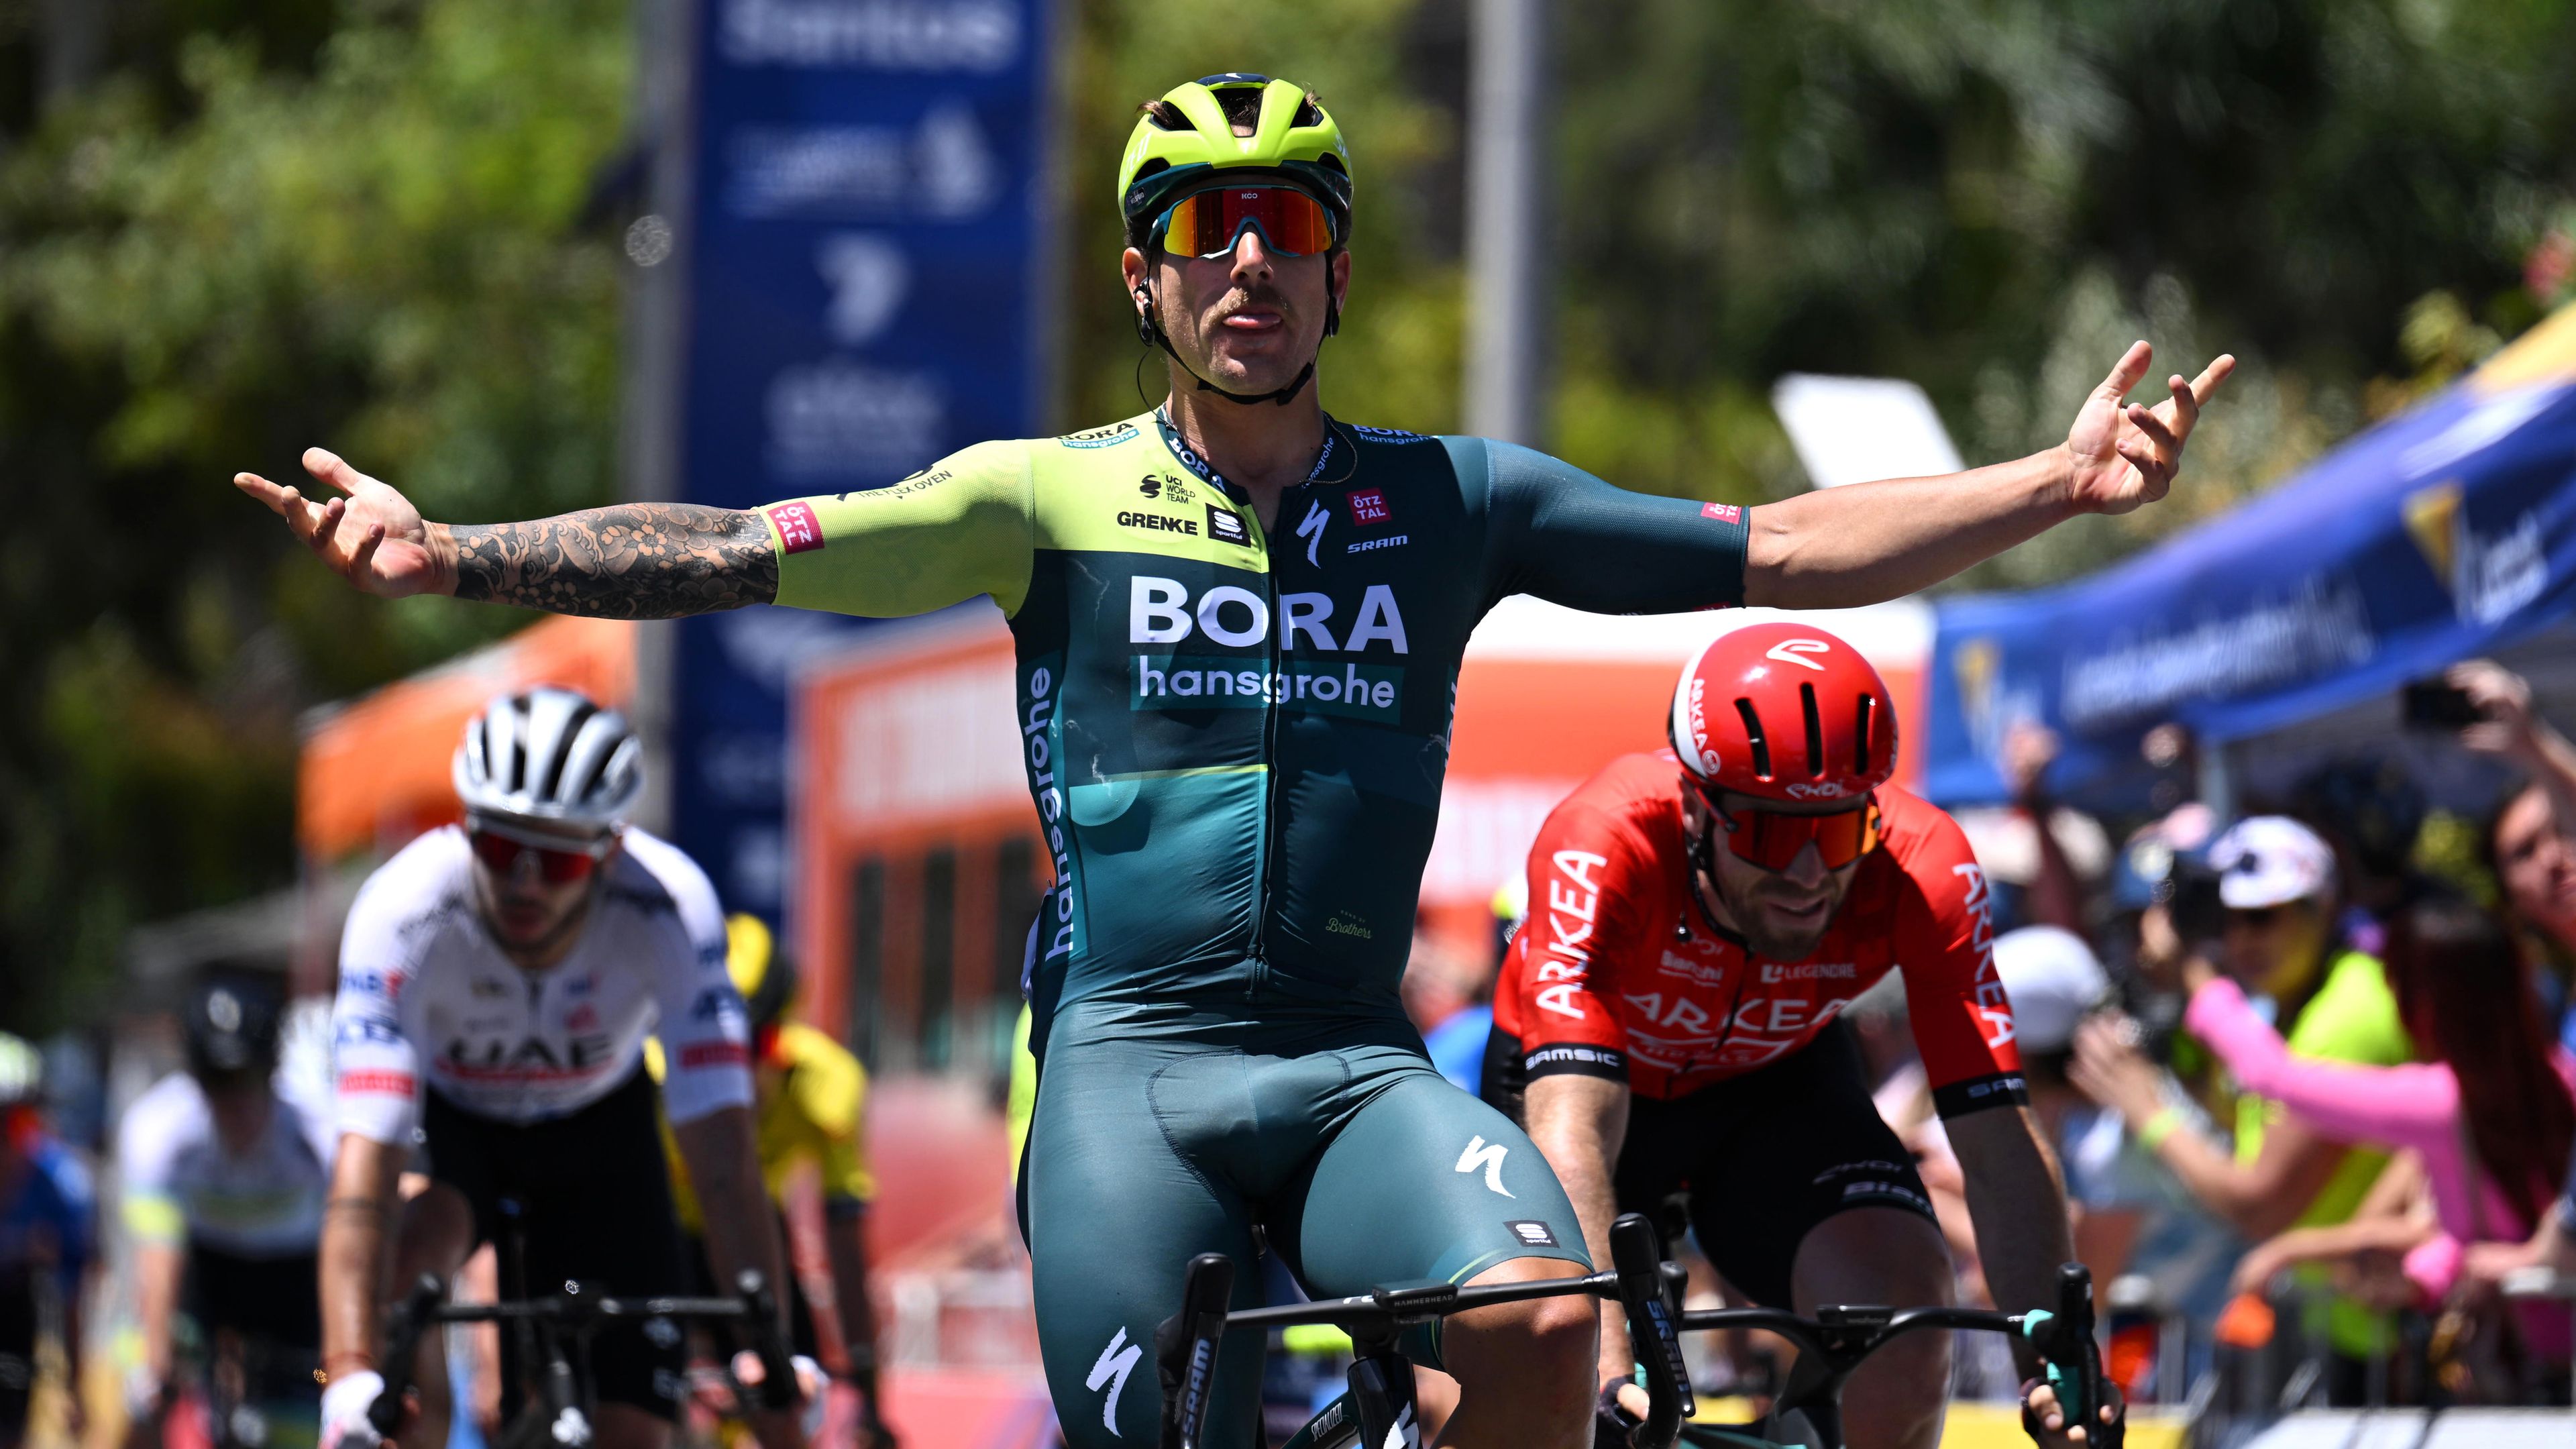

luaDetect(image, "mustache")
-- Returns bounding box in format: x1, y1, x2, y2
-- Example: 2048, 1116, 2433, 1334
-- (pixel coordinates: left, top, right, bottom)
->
1213, 283, 1293, 319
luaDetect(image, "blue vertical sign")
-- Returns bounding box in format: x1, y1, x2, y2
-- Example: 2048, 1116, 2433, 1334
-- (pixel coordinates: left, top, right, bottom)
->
672, 0, 1054, 910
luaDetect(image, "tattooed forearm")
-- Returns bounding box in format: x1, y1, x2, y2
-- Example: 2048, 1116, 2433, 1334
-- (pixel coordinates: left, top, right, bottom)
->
445, 504, 779, 618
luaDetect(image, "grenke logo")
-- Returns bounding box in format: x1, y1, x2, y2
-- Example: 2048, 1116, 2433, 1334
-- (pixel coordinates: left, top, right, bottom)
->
1126, 576, 1409, 721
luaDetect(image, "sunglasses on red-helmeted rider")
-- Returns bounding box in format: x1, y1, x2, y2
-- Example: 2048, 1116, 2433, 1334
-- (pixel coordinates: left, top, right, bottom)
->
467, 826, 612, 885
1151, 185, 1338, 260
1699, 788, 1882, 871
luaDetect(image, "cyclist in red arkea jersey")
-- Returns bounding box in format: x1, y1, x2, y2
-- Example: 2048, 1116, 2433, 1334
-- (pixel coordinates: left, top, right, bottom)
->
1486, 623, 2092, 1449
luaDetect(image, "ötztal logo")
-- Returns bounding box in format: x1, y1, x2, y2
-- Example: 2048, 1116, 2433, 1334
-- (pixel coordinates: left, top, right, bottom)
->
765, 502, 824, 555
1701, 502, 1742, 524
1348, 488, 1391, 525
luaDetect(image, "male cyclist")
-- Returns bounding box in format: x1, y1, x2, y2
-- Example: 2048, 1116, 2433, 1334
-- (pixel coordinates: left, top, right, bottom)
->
318, 689, 798, 1449
649, 914, 892, 1446
1485, 625, 2096, 1449
239, 73, 2224, 1449
119, 971, 333, 1445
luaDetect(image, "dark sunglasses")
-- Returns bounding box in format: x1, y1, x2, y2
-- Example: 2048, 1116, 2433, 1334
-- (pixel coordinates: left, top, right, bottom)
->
468, 826, 610, 885
2226, 904, 2286, 929
1152, 184, 1338, 260
1701, 787, 1881, 871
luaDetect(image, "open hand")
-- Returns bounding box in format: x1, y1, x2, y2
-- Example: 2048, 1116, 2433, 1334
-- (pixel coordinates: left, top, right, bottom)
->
2063, 343, 2236, 516
234, 449, 451, 598
2068, 1015, 2167, 1126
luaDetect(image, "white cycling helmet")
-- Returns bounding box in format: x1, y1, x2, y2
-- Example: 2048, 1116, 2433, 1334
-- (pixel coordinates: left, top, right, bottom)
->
453, 686, 642, 835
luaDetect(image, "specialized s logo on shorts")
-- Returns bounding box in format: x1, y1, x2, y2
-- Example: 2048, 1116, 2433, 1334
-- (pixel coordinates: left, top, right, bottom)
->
1087, 1326, 1142, 1436
1455, 1136, 1514, 1197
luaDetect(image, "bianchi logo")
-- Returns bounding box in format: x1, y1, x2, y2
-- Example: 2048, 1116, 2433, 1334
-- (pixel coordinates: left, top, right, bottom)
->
1656, 950, 1727, 985
1061, 423, 1139, 449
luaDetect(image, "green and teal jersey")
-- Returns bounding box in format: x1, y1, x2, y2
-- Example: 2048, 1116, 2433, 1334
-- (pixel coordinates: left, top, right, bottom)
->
760, 411, 1750, 1027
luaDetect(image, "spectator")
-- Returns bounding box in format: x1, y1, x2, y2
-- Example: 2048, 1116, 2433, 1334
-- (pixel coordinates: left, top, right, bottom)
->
0, 1034, 89, 1449
1402, 926, 1494, 1091
1992, 928, 2244, 1344
2292, 757, 2434, 958
2161, 896, 2575, 1362
2072, 816, 2412, 1395
1951, 722, 2110, 937
2455, 659, 2576, 1055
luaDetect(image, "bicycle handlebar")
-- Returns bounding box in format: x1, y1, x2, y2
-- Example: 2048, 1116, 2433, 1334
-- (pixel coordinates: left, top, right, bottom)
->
1666, 1262, 2120, 1449
366, 1268, 799, 1436
1156, 1213, 1693, 1449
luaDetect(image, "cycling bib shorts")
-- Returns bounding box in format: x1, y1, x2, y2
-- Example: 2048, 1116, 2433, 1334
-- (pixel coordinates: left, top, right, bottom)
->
759, 413, 1750, 1447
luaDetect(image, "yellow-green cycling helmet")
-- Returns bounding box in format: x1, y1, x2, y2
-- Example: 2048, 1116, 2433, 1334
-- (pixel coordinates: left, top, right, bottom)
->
1117, 73, 1352, 250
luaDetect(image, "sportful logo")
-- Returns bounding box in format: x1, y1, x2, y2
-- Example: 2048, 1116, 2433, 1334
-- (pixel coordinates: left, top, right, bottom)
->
1206, 505, 1249, 546
1087, 1328, 1142, 1436
1534, 850, 1607, 1018
1456, 1136, 1514, 1197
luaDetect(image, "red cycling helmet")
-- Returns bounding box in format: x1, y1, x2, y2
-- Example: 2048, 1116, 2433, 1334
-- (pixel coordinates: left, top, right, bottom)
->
1669, 622, 1898, 805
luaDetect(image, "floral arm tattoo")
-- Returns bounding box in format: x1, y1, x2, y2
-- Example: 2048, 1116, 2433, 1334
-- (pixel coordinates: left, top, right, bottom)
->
446, 505, 779, 618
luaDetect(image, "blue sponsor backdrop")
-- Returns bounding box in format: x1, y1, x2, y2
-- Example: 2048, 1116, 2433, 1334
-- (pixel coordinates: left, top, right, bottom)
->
1922, 315, 2576, 810
672, 0, 1053, 910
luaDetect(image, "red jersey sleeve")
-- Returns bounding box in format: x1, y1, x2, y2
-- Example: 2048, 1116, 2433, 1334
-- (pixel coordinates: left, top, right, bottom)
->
1888, 800, 2028, 1118
1503, 799, 1660, 1084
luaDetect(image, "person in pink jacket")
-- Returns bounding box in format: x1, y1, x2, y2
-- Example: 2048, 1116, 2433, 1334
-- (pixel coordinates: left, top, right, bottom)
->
2143, 896, 2576, 1353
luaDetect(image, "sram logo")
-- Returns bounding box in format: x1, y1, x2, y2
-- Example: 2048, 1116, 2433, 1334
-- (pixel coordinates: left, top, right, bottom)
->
1128, 577, 1409, 654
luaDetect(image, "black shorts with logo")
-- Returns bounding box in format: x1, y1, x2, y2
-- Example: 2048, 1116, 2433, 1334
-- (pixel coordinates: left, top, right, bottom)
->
421, 1068, 688, 1421
1487, 1019, 1934, 1310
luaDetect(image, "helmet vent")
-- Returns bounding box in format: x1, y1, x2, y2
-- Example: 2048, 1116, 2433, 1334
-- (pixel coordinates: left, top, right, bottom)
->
1291, 94, 1323, 128
1140, 99, 1188, 131
1734, 698, 1773, 782
1799, 683, 1824, 778
1854, 692, 1878, 775
1215, 86, 1264, 137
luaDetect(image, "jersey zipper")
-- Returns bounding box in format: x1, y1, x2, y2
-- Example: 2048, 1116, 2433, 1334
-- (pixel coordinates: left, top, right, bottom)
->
1245, 550, 1283, 1000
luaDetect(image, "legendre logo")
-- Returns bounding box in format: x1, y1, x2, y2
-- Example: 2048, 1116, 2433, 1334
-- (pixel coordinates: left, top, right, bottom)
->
1126, 576, 1409, 720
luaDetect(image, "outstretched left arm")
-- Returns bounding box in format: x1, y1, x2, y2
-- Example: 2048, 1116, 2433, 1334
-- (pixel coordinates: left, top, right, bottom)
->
1746, 343, 2234, 608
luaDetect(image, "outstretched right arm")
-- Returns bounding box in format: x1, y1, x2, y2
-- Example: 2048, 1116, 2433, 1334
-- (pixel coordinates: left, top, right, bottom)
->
234, 449, 778, 618
235, 442, 1033, 619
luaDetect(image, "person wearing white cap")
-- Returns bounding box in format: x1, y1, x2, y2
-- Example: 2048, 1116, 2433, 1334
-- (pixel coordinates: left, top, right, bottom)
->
1986, 930, 2243, 1363
2073, 815, 2413, 1393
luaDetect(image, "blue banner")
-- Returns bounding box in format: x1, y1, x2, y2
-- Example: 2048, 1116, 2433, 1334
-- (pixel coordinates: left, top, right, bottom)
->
670, 0, 1053, 909
1922, 311, 2576, 810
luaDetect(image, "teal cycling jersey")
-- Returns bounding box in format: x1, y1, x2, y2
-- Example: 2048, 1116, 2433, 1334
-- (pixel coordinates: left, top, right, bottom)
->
761, 411, 1749, 1022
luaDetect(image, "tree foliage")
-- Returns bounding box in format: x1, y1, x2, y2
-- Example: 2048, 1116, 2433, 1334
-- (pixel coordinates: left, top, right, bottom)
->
3, 0, 2573, 1026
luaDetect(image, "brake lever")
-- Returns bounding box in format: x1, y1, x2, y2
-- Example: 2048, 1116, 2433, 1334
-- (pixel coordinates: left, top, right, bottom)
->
368, 1274, 447, 1436
2019, 1265, 2122, 1449
1157, 1253, 1234, 1449
1609, 1213, 1691, 1449
734, 1270, 798, 1412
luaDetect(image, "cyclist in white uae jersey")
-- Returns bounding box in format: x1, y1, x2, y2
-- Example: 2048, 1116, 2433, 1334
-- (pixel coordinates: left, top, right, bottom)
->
119, 973, 335, 1439
318, 689, 799, 1449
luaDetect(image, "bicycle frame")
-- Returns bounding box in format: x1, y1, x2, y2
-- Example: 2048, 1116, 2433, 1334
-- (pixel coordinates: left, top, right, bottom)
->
1155, 1213, 1692, 1449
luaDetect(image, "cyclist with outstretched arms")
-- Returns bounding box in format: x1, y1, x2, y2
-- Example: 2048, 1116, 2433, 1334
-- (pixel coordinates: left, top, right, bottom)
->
239, 74, 2226, 1449
315, 689, 802, 1449
1486, 627, 2106, 1449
